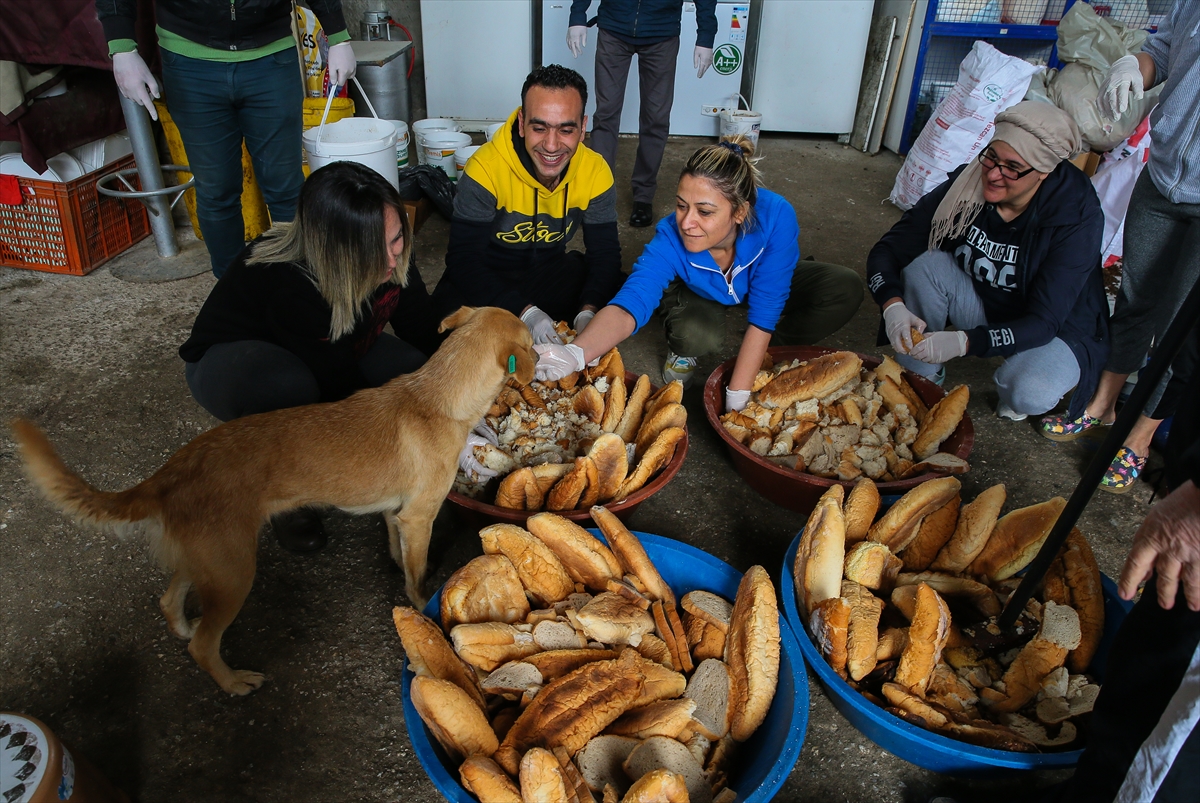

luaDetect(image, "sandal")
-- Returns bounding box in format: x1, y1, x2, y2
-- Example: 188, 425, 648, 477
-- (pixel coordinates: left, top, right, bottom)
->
1039, 411, 1110, 443
1099, 446, 1146, 495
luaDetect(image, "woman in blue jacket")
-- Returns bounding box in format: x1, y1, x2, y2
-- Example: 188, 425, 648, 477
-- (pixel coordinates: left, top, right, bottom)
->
532, 136, 863, 412
867, 101, 1108, 425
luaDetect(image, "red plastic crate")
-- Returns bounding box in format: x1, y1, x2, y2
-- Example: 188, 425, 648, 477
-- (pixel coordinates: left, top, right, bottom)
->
0, 153, 150, 275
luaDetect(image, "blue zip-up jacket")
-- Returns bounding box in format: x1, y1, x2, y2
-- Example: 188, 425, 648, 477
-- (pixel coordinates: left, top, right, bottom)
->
867, 162, 1109, 419
610, 187, 800, 333
1141, 0, 1200, 204
569, 0, 718, 49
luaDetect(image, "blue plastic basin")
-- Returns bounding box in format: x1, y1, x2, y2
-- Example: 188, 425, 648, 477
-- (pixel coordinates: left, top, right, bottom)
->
782, 530, 1132, 777
401, 531, 809, 801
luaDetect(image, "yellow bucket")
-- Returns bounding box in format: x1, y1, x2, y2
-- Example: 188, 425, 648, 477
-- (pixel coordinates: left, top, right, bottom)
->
154, 96, 354, 241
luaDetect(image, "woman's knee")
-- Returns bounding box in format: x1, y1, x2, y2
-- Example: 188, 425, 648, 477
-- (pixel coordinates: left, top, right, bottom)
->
995, 361, 1078, 415
665, 317, 724, 357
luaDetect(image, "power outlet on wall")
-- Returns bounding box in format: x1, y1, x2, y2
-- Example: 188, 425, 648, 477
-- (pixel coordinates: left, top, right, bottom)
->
701, 105, 726, 117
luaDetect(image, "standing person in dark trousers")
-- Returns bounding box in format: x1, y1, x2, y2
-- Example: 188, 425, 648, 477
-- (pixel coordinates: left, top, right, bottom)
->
432, 65, 623, 344
1039, 0, 1200, 494
180, 162, 442, 553
97, 0, 356, 278
567, 0, 717, 227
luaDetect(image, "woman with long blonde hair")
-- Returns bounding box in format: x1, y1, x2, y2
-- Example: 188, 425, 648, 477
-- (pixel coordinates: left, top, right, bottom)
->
531, 136, 863, 412
179, 161, 442, 550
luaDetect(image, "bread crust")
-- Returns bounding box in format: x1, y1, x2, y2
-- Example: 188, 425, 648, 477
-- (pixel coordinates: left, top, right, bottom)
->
548, 457, 592, 511
528, 512, 624, 590
901, 493, 961, 572
459, 756, 522, 803
589, 434, 629, 503
644, 380, 684, 420
574, 384, 606, 424
843, 541, 902, 591
809, 596, 851, 678
520, 747, 572, 803
441, 553, 532, 629
590, 505, 675, 605
614, 427, 684, 502
866, 476, 961, 553
601, 373, 627, 433
795, 484, 847, 616
930, 484, 1005, 573
843, 580, 885, 682
968, 497, 1067, 581
481, 523, 576, 607
986, 603, 1079, 713
634, 403, 687, 461
410, 676, 499, 760
1061, 528, 1104, 673
619, 769, 689, 803
757, 351, 863, 409
496, 466, 544, 510
912, 384, 969, 460
725, 565, 781, 742
843, 477, 882, 544
525, 648, 621, 680
392, 606, 486, 710
606, 698, 698, 740
614, 374, 652, 444
894, 583, 951, 696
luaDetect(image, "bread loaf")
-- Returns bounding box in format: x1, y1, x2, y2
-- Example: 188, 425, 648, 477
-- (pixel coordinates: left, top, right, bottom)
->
867, 476, 961, 553
606, 697, 697, 740
843, 579, 884, 681
634, 402, 687, 461
532, 462, 577, 494
600, 373, 627, 433
528, 512, 624, 590
480, 523, 576, 606
590, 505, 674, 605
725, 565, 781, 742
619, 769, 690, 803
896, 571, 1001, 617
968, 497, 1066, 581
574, 384, 606, 424
547, 456, 593, 511
577, 592, 656, 646
843, 541, 902, 591
985, 602, 1080, 713
459, 756, 522, 803
392, 606, 486, 709
588, 434, 629, 503
809, 596, 850, 678
520, 747, 572, 803
894, 583, 951, 696
912, 384, 969, 459
525, 648, 621, 681
901, 493, 961, 572
440, 553, 531, 629
1060, 528, 1104, 673
613, 427, 684, 502
644, 380, 684, 420
930, 484, 1005, 573
843, 477, 881, 544
450, 621, 540, 671
614, 374, 652, 444
496, 466, 544, 510
757, 351, 863, 409
410, 676, 499, 760
795, 484, 847, 616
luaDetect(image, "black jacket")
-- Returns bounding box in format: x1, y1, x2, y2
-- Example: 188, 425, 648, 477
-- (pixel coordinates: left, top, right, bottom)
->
569, 0, 719, 48
180, 247, 442, 403
97, 0, 347, 52
867, 162, 1109, 419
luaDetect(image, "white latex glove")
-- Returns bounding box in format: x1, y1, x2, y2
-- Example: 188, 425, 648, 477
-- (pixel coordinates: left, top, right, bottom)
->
567, 26, 588, 58
882, 301, 926, 354
520, 305, 564, 345
534, 343, 585, 382
725, 388, 751, 413
1097, 54, 1144, 121
458, 433, 498, 480
573, 309, 595, 334
908, 330, 968, 365
111, 50, 160, 121
694, 46, 714, 79
326, 42, 357, 89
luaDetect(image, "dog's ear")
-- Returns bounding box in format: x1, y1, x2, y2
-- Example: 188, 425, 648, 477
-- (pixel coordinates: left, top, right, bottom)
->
438, 306, 477, 333
506, 342, 537, 385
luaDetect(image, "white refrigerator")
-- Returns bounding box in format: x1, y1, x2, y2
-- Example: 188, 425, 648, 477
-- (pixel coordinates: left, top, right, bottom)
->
541, 1, 750, 136
744, 0, 875, 134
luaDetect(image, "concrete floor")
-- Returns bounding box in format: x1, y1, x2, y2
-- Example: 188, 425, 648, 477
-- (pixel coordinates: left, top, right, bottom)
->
0, 134, 1157, 802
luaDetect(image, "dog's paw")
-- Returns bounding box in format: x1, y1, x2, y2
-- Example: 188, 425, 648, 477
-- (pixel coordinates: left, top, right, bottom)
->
223, 670, 267, 696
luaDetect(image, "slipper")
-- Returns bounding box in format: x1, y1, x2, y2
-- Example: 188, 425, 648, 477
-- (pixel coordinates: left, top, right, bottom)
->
1098, 446, 1146, 495
1039, 411, 1110, 443
629, 202, 653, 228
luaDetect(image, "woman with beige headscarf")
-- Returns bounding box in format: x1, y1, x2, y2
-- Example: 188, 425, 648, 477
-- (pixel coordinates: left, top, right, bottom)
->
866, 100, 1108, 426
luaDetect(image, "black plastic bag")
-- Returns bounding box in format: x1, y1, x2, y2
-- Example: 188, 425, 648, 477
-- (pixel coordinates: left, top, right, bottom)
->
396, 164, 456, 220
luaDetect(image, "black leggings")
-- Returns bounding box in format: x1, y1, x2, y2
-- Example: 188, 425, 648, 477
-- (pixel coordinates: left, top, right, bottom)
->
184, 334, 426, 422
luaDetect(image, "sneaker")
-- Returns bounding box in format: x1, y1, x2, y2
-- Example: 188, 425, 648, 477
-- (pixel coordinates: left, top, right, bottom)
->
997, 401, 1027, 422
1099, 446, 1146, 494
1039, 411, 1110, 442
629, 201, 654, 228
271, 507, 327, 553
662, 351, 698, 386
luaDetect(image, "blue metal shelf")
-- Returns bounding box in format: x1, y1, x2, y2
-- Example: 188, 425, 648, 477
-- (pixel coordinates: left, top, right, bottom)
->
927, 21, 1060, 40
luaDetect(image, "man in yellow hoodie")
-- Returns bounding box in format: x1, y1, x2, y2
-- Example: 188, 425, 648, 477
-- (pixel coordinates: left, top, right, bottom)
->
432, 65, 623, 344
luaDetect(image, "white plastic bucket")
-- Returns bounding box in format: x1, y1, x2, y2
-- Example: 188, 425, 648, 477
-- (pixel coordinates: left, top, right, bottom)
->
454, 145, 481, 178
1002, 0, 1050, 25
423, 131, 472, 180
719, 93, 762, 151
303, 118, 399, 189
388, 120, 410, 168
486, 121, 506, 142
412, 118, 460, 165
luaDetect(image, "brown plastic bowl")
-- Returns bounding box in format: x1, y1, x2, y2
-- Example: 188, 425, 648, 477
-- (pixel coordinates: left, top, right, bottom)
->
703, 346, 973, 517
446, 372, 690, 528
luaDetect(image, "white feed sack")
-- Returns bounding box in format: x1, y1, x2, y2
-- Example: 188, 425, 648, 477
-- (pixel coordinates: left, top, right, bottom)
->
889, 42, 1042, 211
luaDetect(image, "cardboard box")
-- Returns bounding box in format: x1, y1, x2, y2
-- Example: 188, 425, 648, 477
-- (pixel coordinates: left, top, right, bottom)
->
402, 197, 433, 235
1070, 151, 1101, 178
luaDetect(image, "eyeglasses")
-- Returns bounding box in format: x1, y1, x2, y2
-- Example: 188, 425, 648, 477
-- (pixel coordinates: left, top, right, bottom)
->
978, 149, 1036, 181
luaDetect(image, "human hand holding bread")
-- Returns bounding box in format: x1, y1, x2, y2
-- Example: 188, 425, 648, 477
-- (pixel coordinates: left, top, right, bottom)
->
882, 301, 926, 354
394, 507, 782, 802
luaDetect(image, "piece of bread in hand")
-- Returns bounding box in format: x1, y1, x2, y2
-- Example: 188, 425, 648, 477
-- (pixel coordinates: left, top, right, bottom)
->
912, 384, 969, 459
901, 493, 961, 572
867, 476, 961, 554
441, 553, 531, 629
894, 583, 951, 697
968, 496, 1066, 581
590, 505, 674, 605
930, 484, 1005, 573
577, 591, 656, 647
843, 541, 903, 591
757, 351, 863, 409
459, 756, 522, 803
843, 579, 885, 681
795, 484, 847, 616
481, 523, 576, 606
725, 565, 781, 742
520, 747, 572, 803
410, 676, 499, 760
528, 512, 624, 590
392, 606, 486, 710
844, 477, 882, 544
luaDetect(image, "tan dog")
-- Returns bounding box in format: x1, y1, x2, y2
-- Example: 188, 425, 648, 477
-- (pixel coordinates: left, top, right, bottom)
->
11, 306, 536, 695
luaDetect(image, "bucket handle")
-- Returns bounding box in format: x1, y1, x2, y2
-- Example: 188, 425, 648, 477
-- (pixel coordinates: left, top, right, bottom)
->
732, 93, 750, 113
312, 76, 381, 154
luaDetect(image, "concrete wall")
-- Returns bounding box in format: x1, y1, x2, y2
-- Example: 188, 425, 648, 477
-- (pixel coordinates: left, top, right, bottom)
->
328, 0, 428, 121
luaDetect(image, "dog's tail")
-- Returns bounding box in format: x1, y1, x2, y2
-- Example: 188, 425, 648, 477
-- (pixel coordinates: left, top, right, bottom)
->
11, 418, 159, 528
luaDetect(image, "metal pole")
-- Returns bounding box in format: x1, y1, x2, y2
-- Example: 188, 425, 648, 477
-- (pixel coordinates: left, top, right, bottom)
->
118, 93, 179, 258
998, 276, 1200, 629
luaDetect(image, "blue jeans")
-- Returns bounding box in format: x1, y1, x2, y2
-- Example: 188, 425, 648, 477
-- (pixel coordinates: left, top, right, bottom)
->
160, 49, 305, 277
